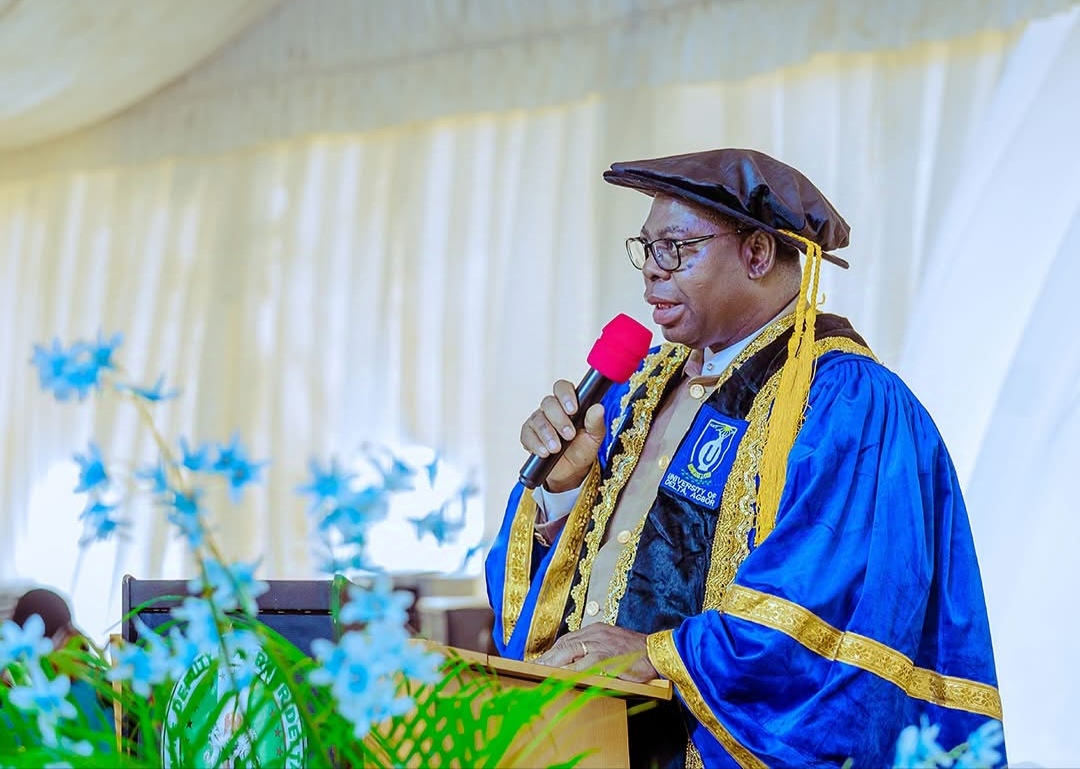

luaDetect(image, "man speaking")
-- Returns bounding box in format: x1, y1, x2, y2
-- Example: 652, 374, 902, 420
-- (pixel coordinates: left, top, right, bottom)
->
485, 148, 1006, 768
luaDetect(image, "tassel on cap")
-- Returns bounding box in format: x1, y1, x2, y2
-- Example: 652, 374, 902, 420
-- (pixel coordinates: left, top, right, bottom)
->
754, 231, 823, 545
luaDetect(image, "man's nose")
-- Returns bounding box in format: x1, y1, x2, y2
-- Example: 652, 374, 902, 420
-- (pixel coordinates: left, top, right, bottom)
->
641, 251, 671, 280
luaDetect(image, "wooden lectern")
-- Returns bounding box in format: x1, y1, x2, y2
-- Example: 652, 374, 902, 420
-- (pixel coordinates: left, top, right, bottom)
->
443, 646, 673, 769
116, 576, 672, 767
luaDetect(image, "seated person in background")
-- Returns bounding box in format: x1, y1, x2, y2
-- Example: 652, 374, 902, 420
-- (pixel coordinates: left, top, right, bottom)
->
7, 587, 114, 740
486, 148, 1006, 768
12, 588, 92, 654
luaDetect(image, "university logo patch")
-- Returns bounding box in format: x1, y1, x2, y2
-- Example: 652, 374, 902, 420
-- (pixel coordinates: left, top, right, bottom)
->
661, 406, 747, 510
687, 419, 739, 480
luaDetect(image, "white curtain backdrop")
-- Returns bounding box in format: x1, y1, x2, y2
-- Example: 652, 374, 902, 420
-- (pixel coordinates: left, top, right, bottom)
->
898, 8, 1080, 765
0, 0, 1076, 763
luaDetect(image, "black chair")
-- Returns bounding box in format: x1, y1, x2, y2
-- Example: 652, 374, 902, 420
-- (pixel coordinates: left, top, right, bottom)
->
120, 574, 349, 657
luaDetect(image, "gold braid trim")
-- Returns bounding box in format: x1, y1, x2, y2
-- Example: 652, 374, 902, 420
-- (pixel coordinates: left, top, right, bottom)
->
685, 742, 705, 769
703, 355, 782, 610
521, 462, 601, 659
501, 488, 539, 645
815, 336, 877, 363
722, 585, 1004, 720
600, 508, 648, 625
564, 345, 690, 633
647, 631, 768, 769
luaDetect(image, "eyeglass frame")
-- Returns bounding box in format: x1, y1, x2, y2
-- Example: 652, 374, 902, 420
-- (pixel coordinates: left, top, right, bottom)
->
625, 228, 749, 272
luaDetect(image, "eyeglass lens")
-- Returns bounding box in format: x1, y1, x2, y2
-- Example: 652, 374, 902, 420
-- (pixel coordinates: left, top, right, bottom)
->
626, 238, 680, 270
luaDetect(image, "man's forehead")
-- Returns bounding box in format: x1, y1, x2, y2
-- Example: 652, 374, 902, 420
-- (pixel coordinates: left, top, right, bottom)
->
642, 194, 729, 236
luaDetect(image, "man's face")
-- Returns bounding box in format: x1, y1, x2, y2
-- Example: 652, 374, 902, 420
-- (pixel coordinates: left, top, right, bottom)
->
639, 194, 758, 351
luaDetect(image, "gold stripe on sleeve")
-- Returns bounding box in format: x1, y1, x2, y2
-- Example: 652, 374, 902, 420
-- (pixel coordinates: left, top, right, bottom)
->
646, 630, 768, 769
501, 488, 539, 645
722, 585, 1003, 720
521, 463, 602, 659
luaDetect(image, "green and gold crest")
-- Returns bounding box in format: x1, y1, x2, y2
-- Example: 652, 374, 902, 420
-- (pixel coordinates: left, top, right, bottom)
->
163, 648, 306, 768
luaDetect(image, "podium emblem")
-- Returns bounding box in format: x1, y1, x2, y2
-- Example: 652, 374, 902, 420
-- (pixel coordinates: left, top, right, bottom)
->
163, 648, 306, 768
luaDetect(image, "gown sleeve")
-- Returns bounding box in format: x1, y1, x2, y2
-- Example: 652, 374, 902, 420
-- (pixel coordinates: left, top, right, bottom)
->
646, 353, 1004, 768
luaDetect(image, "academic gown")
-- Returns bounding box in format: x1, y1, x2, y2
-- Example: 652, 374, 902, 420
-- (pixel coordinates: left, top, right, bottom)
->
485, 313, 1005, 769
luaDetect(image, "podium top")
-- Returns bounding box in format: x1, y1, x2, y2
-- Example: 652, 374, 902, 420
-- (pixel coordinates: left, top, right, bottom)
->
446, 646, 673, 701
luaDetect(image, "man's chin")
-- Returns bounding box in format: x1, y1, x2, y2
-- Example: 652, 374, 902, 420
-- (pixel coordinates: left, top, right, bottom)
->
657, 324, 691, 347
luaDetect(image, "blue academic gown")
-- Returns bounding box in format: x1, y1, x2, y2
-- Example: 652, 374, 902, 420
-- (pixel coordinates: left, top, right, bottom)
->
485, 314, 1006, 768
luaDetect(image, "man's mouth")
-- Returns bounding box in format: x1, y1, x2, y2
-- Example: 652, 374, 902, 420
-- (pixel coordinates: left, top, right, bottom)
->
650, 301, 682, 324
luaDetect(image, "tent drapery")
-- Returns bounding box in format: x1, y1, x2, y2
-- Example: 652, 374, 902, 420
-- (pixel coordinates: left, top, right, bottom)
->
1, 0, 1075, 177
0, 0, 278, 151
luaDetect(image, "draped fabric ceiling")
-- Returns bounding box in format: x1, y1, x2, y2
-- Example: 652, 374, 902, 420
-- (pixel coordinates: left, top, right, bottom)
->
1, 0, 1075, 176
0, 0, 278, 151
2, 0, 1079, 764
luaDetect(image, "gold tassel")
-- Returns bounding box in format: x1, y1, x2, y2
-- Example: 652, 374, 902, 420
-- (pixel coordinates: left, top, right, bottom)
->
754, 232, 823, 546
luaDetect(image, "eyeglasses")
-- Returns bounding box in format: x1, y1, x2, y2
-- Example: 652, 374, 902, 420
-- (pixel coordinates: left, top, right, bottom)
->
625, 230, 746, 272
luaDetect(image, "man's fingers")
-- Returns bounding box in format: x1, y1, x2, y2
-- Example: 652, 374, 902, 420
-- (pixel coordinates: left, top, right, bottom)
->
552, 379, 578, 414
540, 394, 576, 442
534, 639, 582, 669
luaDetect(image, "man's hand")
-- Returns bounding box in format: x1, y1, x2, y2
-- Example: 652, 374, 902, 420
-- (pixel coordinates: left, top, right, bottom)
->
520, 380, 607, 492
533, 624, 659, 683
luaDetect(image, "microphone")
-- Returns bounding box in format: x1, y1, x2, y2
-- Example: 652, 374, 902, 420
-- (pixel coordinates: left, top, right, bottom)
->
518, 314, 652, 490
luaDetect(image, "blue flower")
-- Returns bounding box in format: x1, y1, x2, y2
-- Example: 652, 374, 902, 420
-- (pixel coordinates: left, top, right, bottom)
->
0, 615, 54, 667
7, 669, 78, 747
120, 374, 179, 403
309, 632, 413, 739
954, 719, 1005, 769
78, 499, 124, 544
340, 579, 412, 627
320, 487, 388, 542
459, 539, 488, 571
296, 457, 356, 508
72, 441, 109, 494
218, 630, 264, 690
379, 456, 415, 492
135, 459, 170, 494
315, 548, 376, 576
211, 434, 266, 502
30, 332, 122, 402
30, 339, 98, 401
408, 506, 465, 546
894, 715, 950, 769
383, 635, 442, 684
165, 489, 204, 547
170, 597, 221, 656
107, 638, 160, 699
189, 558, 269, 616
424, 455, 440, 485
87, 331, 123, 371
178, 437, 212, 472
107, 619, 201, 697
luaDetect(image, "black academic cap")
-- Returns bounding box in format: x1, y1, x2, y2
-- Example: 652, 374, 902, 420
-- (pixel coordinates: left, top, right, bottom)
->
12, 588, 73, 639
603, 148, 851, 268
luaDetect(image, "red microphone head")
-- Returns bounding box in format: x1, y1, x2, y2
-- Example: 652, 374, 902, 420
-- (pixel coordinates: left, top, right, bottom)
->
586, 314, 653, 382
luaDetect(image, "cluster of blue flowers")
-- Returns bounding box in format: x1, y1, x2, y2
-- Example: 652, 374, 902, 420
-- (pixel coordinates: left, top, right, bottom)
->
892, 715, 1006, 768
0, 616, 83, 756
14, 333, 449, 753
309, 578, 442, 739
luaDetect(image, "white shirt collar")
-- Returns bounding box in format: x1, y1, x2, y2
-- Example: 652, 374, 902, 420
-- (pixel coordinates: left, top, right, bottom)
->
700, 302, 795, 377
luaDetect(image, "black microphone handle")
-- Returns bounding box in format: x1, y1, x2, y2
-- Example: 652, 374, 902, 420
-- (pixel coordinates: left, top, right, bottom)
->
518, 367, 614, 490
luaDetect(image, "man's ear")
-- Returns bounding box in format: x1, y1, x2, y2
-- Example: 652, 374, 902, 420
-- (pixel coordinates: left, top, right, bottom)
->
742, 230, 777, 280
